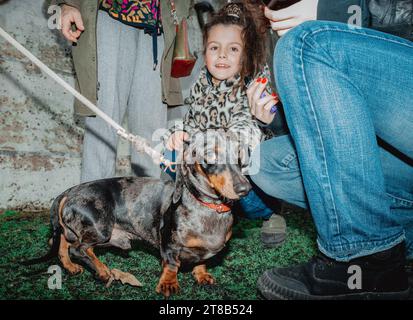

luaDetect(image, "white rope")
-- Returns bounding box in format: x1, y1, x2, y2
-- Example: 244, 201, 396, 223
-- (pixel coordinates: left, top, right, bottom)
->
0, 26, 175, 170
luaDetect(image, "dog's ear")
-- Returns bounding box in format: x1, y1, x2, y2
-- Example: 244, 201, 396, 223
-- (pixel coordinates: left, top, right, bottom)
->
173, 146, 188, 204
173, 163, 184, 204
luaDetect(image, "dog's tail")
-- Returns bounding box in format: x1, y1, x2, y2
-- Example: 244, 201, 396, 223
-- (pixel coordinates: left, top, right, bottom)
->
20, 195, 67, 266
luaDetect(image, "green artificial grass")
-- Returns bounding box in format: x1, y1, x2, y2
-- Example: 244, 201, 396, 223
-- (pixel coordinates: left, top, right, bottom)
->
0, 208, 317, 300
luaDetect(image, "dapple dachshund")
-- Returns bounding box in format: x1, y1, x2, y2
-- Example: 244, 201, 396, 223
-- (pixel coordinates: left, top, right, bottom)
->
31, 132, 251, 297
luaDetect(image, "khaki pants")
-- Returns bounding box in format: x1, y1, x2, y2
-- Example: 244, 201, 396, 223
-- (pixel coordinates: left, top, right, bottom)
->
81, 11, 166, 182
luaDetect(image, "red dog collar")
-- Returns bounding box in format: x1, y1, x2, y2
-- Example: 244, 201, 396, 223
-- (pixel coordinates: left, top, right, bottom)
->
195, 198, 232, 213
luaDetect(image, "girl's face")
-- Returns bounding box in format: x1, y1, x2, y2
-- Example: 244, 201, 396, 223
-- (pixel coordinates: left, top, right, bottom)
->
205, 24, 243, 83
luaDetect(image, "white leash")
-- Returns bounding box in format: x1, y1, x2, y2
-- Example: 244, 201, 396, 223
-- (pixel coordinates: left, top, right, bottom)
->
0, 26, 175, 171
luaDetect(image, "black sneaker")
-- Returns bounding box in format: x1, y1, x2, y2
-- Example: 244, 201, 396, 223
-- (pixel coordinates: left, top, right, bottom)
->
257, 242, 410, 300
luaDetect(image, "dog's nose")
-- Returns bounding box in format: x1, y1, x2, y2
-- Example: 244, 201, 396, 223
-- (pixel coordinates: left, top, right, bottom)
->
234, 183, 251, 197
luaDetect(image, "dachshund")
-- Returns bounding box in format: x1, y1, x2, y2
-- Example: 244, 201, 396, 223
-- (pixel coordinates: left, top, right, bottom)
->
27, 131, 251, 297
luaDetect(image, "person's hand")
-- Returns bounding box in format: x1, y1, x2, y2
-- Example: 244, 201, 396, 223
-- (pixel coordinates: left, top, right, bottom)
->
166, 131, 189, 151
247, 78, 279, 125
60, 4, 84, 42
264, 0, 319, 36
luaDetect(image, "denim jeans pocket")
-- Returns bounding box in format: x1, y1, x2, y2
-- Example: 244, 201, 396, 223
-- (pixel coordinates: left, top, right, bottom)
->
280, 152, 299, 171
388, 193, 413, 210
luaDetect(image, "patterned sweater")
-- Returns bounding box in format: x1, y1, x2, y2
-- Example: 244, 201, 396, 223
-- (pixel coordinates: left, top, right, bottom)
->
99, 0, 161, 31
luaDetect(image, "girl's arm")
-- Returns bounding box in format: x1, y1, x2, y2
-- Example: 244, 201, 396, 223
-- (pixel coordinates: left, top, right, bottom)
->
226, 102, 263, 168
182, 105, 199, 136
162, 88, 199, 148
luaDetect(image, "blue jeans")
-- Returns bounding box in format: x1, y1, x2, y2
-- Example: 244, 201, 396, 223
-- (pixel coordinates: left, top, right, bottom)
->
238, 182, 276, 220
250, 21, 413, 261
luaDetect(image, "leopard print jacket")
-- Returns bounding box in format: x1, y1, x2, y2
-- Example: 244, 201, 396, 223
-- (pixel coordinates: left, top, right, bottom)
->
163, 65, 274, 167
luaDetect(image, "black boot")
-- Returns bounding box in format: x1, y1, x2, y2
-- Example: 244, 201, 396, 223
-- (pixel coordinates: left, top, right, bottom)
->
257, 242, 410, 300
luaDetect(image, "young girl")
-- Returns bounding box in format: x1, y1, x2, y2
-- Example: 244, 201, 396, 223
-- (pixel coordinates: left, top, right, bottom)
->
163, 1, 286, 248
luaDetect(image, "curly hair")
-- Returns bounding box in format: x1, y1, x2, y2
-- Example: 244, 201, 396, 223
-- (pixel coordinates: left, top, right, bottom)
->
202, 0, 269, 88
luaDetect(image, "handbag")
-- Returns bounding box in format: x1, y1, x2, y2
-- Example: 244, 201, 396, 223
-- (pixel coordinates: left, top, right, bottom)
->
170, 0, 197, 78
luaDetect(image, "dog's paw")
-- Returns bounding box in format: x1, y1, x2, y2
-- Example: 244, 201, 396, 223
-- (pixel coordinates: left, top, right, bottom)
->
192, 265, 215, 285
67, 263, 84, 275
156, 280, 180, 298
96, 268, 112, 283
194, 272, 215, 285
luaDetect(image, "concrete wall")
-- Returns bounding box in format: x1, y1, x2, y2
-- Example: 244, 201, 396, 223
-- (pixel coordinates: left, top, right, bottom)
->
0, 0, 222, 211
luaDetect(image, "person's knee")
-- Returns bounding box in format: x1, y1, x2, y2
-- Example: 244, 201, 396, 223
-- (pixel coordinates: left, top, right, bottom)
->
274, 21, 324, 58
275, 20, 345, 53
253, 136, 299, 170
249, 136, 300, 196
274, 21, 316, 86
274, 21, 347, 79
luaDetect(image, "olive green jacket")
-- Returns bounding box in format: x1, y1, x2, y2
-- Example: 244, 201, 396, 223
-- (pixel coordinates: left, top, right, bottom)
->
52, 0, 191, 116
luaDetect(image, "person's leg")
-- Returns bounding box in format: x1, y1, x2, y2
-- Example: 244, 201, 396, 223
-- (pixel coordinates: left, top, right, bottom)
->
255, 21, 413, 299
238, 187, 274, 220
274, 21, 413, 261
380, 146, 413, 260
250, 135, 308, 209
127, 31, 167, 178
237, 185, 287, 248
81, 12, 137, 182
251, 136, 413, 257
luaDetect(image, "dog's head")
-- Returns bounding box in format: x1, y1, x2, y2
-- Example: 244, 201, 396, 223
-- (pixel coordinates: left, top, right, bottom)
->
173, 130, 251, 203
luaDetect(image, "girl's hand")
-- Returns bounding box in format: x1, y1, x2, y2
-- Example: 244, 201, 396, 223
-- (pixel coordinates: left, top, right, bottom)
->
264, 0, 319, 36
60, 4, 85, 42
166, 131, 189, 151
247, 78, 279, 125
